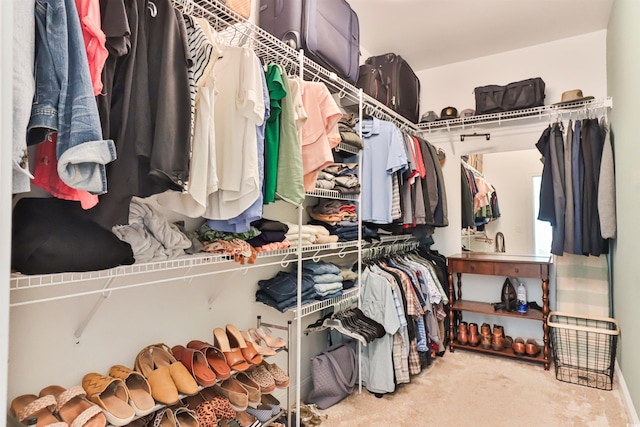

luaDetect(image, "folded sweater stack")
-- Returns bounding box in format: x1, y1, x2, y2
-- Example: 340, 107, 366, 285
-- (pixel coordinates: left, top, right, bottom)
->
284, 223, 339, 246
308, 200, 360, 242
315, 163, 360, 195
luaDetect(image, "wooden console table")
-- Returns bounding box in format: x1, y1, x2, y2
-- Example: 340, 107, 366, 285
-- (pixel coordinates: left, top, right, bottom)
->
447, 253, 552, 369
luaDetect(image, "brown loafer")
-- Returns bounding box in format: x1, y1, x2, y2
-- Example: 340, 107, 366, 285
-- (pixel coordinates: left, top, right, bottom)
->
512, 337, 526, 356
235, 373, 261, 408
214, 378, 249, 412
525, 339, 541, 357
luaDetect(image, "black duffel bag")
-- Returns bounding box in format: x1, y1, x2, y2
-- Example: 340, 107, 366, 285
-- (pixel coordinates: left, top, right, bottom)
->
475, 77, 545, 115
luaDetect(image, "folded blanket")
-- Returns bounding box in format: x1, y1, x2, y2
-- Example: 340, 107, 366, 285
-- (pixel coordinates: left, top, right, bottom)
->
285, 223, 331, 236
289, 238, 315, 247
340, 268, 358, 282
285, 233, 317, 243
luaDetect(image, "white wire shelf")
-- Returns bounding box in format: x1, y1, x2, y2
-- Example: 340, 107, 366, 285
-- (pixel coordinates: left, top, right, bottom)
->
305, 189, 360, 201
335, 142, 361, 155
417, 97, 613, 133
173, 0, 420, 136
290, 287, 359, 318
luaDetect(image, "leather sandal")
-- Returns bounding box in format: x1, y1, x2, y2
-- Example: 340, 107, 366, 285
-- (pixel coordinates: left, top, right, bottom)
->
174, 407, 198, 427
241, 330, 277, 357
214, 328, 250, 372
171, 345, 217, 387
249, 327, 286, 349
81, 373, 136, 426
10, 394, 68, 427
147, 344, 199, 396
187, 340, 232, 380
39, 385, 106, 427
108, 365, 155, 416
134, 345, 179, 405
153, 408, 176, 427
227, 324, 262, 365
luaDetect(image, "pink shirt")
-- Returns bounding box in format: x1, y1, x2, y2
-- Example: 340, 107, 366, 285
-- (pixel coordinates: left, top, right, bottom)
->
75, 0, 108, 96
300, 82, 342, 191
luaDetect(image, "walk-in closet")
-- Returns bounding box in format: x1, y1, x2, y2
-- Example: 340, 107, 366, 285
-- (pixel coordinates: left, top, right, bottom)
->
3, 0, 640, 426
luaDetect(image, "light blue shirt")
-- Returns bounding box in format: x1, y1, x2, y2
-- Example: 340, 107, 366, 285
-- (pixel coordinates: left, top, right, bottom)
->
359, 118, 408, 223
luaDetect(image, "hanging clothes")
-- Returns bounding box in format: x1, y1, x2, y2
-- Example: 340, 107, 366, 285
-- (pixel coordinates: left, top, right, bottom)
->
299, 81, 343, 191
537, 117, 613, 257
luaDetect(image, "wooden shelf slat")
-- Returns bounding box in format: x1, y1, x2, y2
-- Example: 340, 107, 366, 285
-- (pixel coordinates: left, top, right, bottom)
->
451, 300, 544, 321
450, 342, 546, 364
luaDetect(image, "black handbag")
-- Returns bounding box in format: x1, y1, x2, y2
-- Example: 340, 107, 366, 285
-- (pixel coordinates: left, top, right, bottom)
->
475, 77, 545, 115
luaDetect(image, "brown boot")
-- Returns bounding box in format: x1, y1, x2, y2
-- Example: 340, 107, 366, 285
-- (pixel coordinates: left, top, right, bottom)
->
468, 323, 480, 347
492, 324, 505, 351
457, 321, 468, 345
480, 323, 492, 349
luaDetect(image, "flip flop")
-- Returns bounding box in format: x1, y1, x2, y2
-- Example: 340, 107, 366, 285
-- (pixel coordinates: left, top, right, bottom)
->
39, 385, 106, 427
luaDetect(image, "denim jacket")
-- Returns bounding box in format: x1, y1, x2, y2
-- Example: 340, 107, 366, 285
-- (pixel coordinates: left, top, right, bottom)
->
28, 0, 116, 194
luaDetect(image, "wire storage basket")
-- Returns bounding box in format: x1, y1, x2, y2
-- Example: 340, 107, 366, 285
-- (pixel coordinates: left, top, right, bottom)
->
548, 312, 620, 390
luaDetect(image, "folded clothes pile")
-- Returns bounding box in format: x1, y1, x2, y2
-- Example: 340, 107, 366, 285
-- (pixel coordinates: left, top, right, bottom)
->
314, 163, 360, 195
113, 198, 192, 263
247, 218, 291, 252
303, 261, 344, 300
256, 271, 317, 312
284, 222, 338, 246
338, 114, 363, 150
198, 223, 259, 263
308, 200, 360, 242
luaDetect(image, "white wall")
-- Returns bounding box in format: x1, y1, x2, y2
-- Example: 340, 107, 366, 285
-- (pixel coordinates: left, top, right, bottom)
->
607, 0, 640, 417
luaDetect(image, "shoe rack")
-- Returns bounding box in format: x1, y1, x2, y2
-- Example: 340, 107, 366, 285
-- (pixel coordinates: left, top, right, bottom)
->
446, 252, 552, 369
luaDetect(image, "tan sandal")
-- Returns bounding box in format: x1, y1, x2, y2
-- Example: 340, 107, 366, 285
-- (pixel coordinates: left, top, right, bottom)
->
241, 330, 277, 357
81, 373, 135, 426
10, 394, 68, 427
214, 329, 250, 372
249, 327, 286, 350
108, 365, 155, 416
135, 345, 179, 405
39, 385, 106, 427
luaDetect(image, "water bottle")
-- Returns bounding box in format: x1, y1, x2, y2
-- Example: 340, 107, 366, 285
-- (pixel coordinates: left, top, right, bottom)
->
517, 283, 528, 313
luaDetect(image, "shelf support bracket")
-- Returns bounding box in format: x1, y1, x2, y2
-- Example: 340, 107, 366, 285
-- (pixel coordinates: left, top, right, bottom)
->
74, 277, 114, 344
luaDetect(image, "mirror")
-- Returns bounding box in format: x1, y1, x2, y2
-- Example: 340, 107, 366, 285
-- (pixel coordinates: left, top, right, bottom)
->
461, 149, 544, 255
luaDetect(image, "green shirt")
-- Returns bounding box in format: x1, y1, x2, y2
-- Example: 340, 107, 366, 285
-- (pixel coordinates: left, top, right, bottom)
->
263, 64, 286, 204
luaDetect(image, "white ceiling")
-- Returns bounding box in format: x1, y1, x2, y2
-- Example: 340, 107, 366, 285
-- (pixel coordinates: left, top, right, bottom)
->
348, 0, 614, 71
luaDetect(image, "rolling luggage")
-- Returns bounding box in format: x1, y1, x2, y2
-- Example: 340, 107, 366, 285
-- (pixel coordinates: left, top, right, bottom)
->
364, 53, 421, 123
258, 0, 360, 84
356, 64, 389, 106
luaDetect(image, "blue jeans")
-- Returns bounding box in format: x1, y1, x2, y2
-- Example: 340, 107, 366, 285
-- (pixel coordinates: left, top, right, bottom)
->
29, 0, 115, 194
302, 261, 341, 275
257, 271, 315, 303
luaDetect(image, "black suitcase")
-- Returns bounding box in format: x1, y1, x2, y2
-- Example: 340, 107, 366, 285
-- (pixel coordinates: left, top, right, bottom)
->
365, 53, 420, 123
258, 0, 360, 84
356, 64, 389, 106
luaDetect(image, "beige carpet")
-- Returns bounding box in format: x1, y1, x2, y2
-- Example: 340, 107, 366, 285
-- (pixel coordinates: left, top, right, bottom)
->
319, 350, 629, 427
